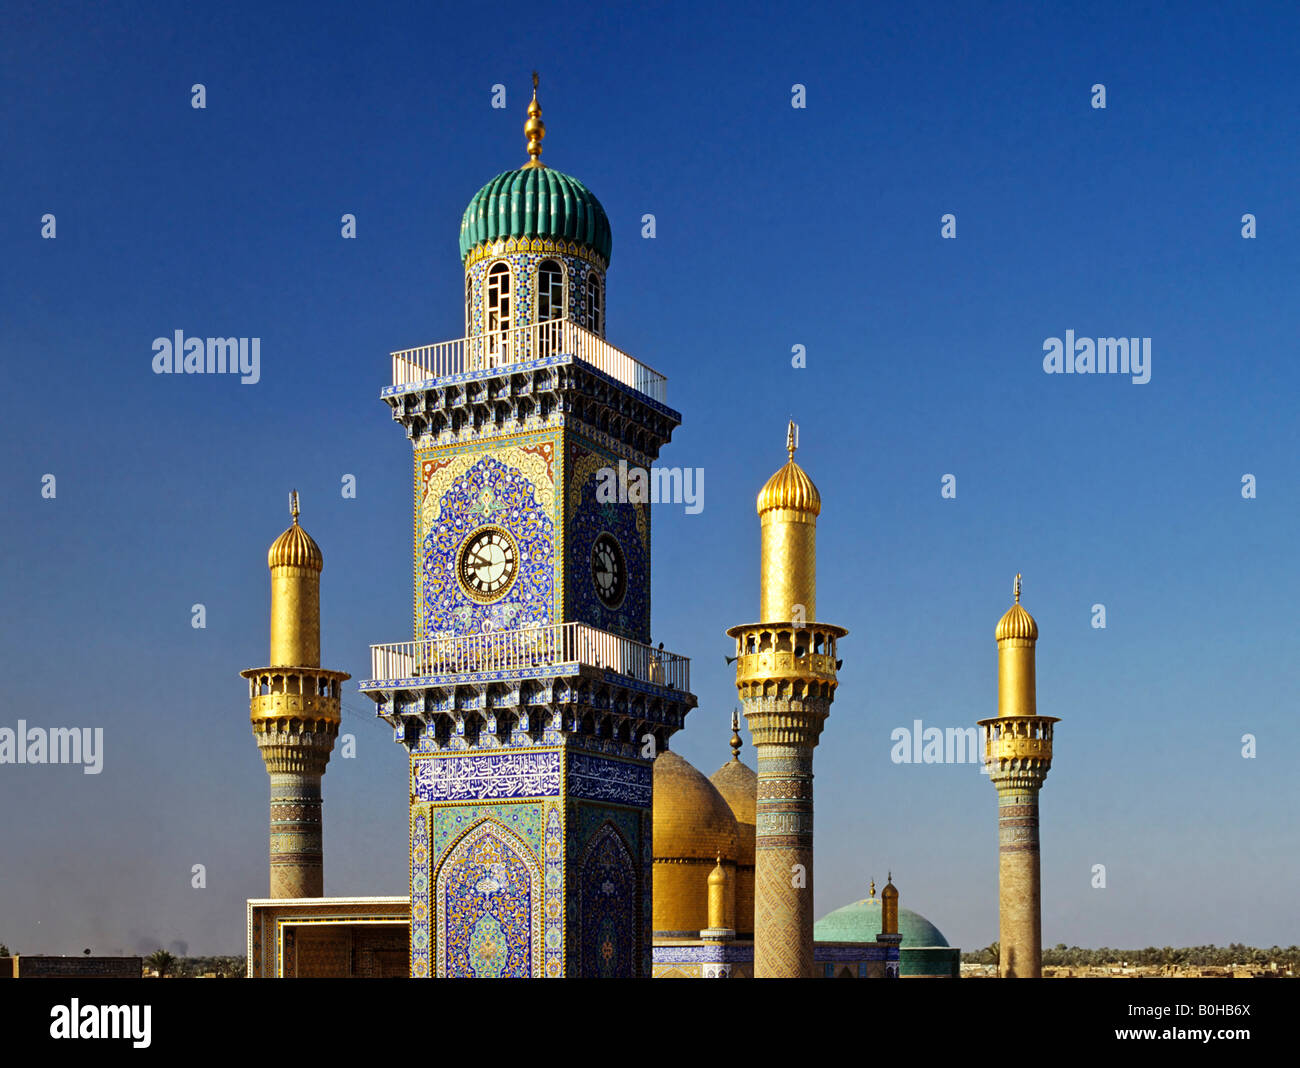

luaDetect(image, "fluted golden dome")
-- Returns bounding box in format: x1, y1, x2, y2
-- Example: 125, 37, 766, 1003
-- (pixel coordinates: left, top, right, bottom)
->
710, 758, 757, 828
995, 573, 1037, 641
756, 420, 821, 516
268, 493, 323, 572
653, 751, 740, 862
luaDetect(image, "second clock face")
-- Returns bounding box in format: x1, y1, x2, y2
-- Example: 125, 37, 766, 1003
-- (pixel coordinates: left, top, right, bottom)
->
591, 532, 626, 609
458, 526, 519, 602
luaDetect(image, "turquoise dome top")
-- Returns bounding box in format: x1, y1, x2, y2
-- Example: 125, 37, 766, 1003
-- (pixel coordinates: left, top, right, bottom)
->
814, 897, 950, 948
459, 165, 612, 264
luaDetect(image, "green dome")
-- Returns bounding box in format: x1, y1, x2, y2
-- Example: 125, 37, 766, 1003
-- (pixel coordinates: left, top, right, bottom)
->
459, 165, 612, 264
814, 898, 950, 948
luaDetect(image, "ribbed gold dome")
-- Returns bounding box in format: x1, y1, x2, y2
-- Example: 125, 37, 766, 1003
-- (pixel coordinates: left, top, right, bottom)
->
995, 574, 1037, 641
882, 877, 899, 900
757, 420, 821, 516
653, 751, 739, 861
268, 518, 323, 572
757, 459, 821, 516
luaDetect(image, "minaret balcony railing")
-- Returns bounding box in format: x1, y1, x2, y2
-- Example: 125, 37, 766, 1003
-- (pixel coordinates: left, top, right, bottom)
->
389, 318, 668, 403
365, 621, 689, 692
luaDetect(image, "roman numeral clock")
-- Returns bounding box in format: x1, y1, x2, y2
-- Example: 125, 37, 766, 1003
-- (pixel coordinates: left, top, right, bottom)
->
360, 78, 696, 978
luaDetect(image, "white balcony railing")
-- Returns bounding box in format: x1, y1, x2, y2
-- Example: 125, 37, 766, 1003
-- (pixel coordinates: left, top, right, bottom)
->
367, 621, 689, 692
390, 318, 667, 404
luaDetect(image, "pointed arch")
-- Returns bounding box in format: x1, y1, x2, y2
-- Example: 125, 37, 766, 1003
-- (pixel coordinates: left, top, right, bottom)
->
578, 819, 638, 977
435, 817, 543, 977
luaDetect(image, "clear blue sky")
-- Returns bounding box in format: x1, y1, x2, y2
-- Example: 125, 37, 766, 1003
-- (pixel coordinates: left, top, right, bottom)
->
2, 0, 1297, 956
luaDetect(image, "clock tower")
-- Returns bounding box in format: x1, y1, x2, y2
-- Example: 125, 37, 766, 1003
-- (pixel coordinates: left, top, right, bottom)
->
362, 77, 696, 977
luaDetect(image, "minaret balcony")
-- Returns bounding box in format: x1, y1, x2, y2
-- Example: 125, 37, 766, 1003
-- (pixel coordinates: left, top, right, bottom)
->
389, 318, 668, 404
362, 621, 689, 693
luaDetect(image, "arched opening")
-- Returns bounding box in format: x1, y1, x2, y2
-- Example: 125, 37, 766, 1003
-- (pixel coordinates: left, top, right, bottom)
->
485, 261, 511, 364
536, 259, 565, 357
584, 272, 603, 336
537, 260, 565, 322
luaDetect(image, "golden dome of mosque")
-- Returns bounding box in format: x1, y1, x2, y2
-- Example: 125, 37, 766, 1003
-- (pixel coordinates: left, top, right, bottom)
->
995, 573, 1038, 641
653, 750, 740, 936
710, 759, 757, 827
268, 492, 324, 572
653, 750, 739, 861
756, 421, 821, 516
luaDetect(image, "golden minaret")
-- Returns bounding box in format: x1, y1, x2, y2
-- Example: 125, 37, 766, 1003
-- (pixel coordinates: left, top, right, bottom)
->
977, 575, 1058, 977
240, 492, 350, 898
727, 422, 846, 977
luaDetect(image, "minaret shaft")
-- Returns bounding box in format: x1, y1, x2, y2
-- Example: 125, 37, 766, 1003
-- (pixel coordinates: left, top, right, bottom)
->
995, 784, 1042, 977
729, 423, 843, 979
759, 510, 816, 622
242, 495, 348, 900
752, 742, 817, 977
269, 567, 320, 667
979, 575, 1057, 978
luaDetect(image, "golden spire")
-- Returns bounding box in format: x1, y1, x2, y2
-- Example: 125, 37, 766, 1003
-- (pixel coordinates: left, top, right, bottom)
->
869, 879, 876, 900
996, 573, 1038, 642
729, 708, 742, 761
269, 492, 323, 572
757, 421, 821, 516
524, 71, 546, 168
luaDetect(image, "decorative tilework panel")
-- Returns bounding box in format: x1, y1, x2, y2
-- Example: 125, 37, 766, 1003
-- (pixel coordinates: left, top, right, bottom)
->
566, 434, 650, 643
567, 752, 652, 807
430, 803, 543, 868
414, 750, 562, 802
418, 440, 558, 642
436, 821, 542, 977
411, 810, 431, 977
579, 823, 637, 978
544, 805, 564, 976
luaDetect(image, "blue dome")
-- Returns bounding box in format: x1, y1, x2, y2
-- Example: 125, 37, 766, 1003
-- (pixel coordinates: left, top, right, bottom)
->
814, 898, 950, 947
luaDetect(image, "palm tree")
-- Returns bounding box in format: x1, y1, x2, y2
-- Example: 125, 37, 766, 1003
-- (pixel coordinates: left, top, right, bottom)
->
146, 949, 176, 978
983, 941, 1000, 967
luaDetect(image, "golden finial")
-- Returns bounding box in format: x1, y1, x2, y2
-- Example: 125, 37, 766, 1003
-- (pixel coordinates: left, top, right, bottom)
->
869, 879, 876, 900
290, 489, 300, 524
524, 71, 546, 168
729, 708, 742, 761
1014, 573, 1022, 604
786, 419, 797, 460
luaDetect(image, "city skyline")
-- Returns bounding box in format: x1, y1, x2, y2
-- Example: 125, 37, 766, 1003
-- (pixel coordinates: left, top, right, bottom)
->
1, 0, 1297, 958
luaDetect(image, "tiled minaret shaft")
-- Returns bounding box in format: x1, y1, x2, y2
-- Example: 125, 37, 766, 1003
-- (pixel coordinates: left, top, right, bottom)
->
728, 424, 846, 978
978, 575, 1058, 978
241, 493, 349, 898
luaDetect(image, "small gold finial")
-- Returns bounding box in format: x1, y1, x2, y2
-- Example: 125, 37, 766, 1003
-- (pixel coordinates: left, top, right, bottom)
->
290, 490, 300, 524
524, 71, 545, 167
786, 419, 797, 460
869, 879, 876, 900
729, 707, 742, 761
1014, 573, 1022, 604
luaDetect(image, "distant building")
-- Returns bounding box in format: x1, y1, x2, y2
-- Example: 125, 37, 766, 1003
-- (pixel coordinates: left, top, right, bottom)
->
1, 956, 142, 979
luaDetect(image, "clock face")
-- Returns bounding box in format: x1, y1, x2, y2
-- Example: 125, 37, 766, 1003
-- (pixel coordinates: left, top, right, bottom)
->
457, 526, 519, 603
591, 533, 626, 609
